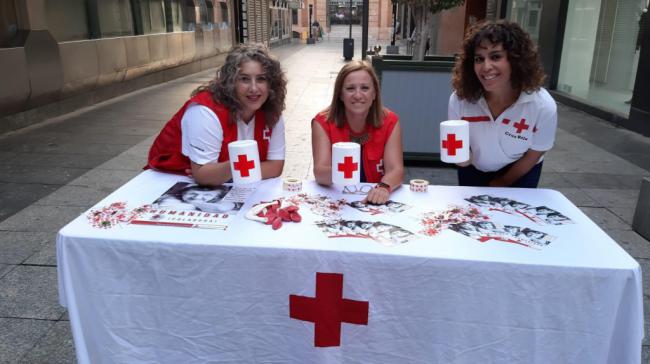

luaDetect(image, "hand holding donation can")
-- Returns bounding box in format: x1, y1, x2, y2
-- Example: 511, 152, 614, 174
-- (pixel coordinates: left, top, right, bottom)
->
332, 142, 361, 185
228, 140, 262, 185
440, 120, 470, 164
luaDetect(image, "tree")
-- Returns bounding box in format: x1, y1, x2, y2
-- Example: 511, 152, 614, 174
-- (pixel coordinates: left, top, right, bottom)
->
393, 0, 465, 61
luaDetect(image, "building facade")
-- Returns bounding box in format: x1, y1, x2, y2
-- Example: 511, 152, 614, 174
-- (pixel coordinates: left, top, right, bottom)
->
291, 0, 394, 41
502, 0, 650, 136
394, 0, 649, 136
0, 0, 282, 135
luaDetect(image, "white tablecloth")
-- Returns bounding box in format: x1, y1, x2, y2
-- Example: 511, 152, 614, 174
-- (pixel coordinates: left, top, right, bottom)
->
57, 170, 644, 363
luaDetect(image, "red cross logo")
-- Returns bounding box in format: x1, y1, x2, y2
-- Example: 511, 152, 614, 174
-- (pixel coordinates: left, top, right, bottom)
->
263, 127, 271, 140
442, 133, 463, 156
233, 154, 255, 177
289, 272, 369, 347
513, 119, 529, 134
375, 159, 384, 174
337, 156, 358, 179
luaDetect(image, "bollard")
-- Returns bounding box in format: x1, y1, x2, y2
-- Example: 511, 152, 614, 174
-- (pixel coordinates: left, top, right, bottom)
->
632, 177, 650, 240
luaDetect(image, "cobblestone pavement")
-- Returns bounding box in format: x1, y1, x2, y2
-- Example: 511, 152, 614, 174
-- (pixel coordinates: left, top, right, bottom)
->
0, 39, 649, 362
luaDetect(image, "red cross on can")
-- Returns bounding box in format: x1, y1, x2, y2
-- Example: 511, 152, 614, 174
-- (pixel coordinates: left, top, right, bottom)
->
440, 120, 470, 164
332, 142, 360, 186
228, 140, 262, 185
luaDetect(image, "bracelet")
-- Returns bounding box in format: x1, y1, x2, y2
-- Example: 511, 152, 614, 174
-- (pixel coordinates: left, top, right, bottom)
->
375, 182, 391, 193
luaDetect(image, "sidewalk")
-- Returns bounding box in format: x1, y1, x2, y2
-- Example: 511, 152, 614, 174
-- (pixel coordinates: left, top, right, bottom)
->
0, 39, 649, 362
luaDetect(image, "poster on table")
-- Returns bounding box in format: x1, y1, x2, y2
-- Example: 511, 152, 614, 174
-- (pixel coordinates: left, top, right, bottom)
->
130, 182, 255, 229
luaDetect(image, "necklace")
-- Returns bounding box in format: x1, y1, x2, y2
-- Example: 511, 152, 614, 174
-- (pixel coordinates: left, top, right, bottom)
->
349, 130, 370, 145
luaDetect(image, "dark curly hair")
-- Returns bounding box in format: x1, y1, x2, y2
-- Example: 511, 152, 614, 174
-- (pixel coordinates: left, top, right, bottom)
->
192, 43, 287, 127
451, 20, 545, 102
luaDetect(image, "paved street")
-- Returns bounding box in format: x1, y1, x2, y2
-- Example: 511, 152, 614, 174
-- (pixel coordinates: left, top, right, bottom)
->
0, 38, 649, 362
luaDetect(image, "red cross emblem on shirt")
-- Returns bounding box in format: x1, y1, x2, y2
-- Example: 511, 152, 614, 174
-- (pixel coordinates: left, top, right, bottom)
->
337, 156, 358, 179
289, 272, 369, 347
442, 133, 463, 156
263, 127, 271, 140
233, 154, 255, 177
513, 118, 529, 134
375, 159, 384, 174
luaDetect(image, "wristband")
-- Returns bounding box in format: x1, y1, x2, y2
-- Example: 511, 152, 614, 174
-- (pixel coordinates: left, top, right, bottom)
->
375, 182, 391, 193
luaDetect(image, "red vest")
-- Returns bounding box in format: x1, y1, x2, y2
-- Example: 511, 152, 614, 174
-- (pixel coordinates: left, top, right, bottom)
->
313, 109, 399, 183
146, 91, 271, 174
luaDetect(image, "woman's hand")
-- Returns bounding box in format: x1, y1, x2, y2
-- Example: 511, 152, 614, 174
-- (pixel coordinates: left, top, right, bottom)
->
365, 186, 390, 205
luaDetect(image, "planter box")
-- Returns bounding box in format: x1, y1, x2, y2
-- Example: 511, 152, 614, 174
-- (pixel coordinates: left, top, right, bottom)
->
372, 55, 455, 162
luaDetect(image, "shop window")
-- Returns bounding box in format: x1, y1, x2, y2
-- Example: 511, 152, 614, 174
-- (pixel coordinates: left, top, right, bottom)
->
506, 0, 541, 42
141, 0, 167, 34
271, 9, 279, 40
220, 2, 229, 26
184, 0, 198, 30
206, 0, 216, 29
98, 0, 135, 37
45, 0, 90, 41
195, 0, 214, 30
0, 1, 18, 47
557, 0, 646, 117
164, 0, 186, 31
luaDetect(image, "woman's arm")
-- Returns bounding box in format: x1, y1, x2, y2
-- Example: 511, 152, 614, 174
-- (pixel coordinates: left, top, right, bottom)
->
366, 121, 404, 204
491, 92, 556, 187
190, 162, 233, 186
261, 160, 284, 179
311, 120, 333, 186
263, 117, 286, 179
489, 149, 544, 187
191, 159, 283, 186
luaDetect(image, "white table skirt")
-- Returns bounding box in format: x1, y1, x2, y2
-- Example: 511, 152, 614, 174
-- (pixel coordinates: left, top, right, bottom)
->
57, 170, 644, 363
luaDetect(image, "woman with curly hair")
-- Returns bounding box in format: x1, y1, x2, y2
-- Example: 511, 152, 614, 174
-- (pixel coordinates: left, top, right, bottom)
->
147, 43, 287, 186
312, 60, 403, 204
448, 20, 557, 188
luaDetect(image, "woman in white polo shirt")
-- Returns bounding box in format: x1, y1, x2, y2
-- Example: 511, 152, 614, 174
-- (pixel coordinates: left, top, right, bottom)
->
448, 20, 557, 188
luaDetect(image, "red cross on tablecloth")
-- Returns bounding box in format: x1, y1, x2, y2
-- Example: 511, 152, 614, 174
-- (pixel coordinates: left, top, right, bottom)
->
233, 154, 255, 177
513, 119, 529, 133
337, 156, 358, 179
289, 272, 369, 347
442, 133, 463, 156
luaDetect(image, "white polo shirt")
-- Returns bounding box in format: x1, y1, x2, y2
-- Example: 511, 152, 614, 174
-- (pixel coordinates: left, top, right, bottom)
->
448, 88, 557, 172
180, 104, 286, 165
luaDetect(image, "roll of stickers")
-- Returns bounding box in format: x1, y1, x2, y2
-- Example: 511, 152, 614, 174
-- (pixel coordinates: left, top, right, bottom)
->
283, 177, 302, 192
440, 120, 470, 164
228, 140, 262, 185
410, 179, 429, 192
332, 142, 361, 186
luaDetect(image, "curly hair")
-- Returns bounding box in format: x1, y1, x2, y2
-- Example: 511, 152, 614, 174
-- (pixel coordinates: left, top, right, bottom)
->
192, 43, 287, 127
325, 60, 386, 129
451, 20, 545, 102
